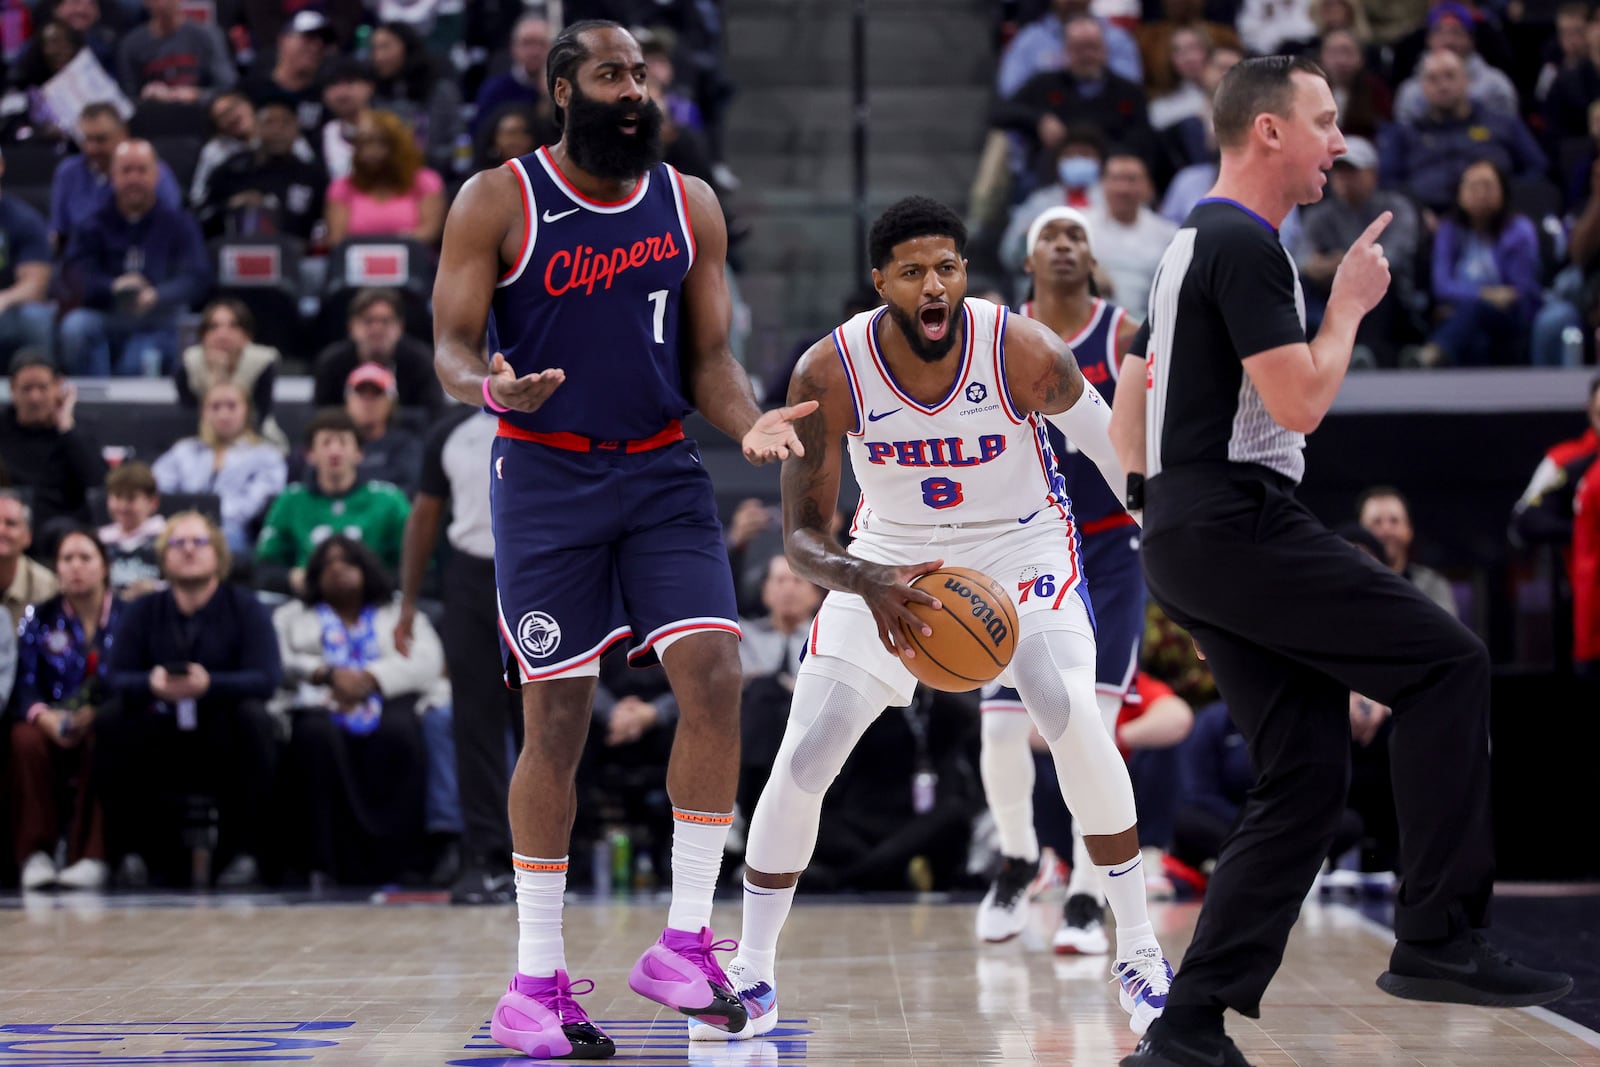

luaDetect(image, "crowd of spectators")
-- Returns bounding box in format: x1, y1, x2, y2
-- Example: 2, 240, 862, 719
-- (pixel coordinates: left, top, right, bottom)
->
0, 0, 745, 895
980, 0, 1600, 367
0, 0, 1591, 903
0, 0, 738, 378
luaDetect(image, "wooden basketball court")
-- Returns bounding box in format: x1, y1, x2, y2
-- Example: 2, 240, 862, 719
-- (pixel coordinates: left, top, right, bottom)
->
1, 889, 1596, 1065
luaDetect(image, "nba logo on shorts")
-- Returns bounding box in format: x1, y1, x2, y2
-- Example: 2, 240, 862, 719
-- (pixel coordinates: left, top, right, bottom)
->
517, 610, 562, 659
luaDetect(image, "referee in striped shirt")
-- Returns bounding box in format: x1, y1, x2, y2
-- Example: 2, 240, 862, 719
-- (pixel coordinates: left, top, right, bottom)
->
1111, 56, 1571, 1067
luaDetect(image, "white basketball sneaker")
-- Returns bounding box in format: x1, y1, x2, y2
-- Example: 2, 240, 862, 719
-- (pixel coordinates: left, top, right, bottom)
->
1053, 892, 1110, 955
688, 959, 778, 1042
976, 854, 1041, 943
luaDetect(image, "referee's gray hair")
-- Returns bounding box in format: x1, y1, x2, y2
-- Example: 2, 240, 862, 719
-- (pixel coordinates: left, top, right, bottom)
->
0, 489, 31, 528
1211, 55, 1328, 149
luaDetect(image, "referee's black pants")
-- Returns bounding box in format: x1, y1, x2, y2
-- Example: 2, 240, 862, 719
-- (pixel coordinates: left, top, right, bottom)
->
1141, 463, 1493, 1019
442, 552, 523, 868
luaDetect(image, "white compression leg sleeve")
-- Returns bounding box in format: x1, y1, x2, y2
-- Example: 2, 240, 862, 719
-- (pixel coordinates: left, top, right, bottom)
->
743, 670, 884, 876
1010, 629, 1137, 837
979, 710, 1039, 862
1061, 691, 1128, 901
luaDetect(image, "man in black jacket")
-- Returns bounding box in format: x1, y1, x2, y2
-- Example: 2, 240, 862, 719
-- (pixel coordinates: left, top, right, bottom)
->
312, 288, 442, 413
101, 511, 282, 887
199, 94, 328, 241
0, 350, 105, 533
993, 15, 1161, 185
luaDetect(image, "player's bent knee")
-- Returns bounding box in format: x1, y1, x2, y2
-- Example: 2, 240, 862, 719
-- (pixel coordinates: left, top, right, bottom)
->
1011, 633, 1094, 743
784, 666, 885, 795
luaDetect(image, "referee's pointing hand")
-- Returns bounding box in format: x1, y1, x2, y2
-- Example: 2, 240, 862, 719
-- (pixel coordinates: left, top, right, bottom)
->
1330, 210, 1393, 316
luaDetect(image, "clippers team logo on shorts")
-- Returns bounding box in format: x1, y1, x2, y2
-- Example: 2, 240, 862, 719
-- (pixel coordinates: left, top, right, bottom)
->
965, 382, 988, 404
517, 611, 562, 659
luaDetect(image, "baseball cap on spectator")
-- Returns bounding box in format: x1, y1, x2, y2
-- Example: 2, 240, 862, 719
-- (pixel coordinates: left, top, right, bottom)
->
1334, 136, 1378, 171
346, 363, 397, 397
325, 57, 374, 86
1428, 1, 1474, 29
289, 10, 336, 41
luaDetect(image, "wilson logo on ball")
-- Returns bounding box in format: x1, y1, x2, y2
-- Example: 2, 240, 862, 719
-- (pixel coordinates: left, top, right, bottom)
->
942, 576, 1010, 647
898, 566, 1020, 693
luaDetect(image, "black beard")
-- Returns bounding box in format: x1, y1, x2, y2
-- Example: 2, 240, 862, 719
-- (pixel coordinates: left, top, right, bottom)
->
886, 300, 963, 363
563, 85, 664, 180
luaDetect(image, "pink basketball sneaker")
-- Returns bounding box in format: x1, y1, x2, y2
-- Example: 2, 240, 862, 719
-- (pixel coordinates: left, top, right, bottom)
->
628, 926, 749, 1034
490, 970, 615, 1060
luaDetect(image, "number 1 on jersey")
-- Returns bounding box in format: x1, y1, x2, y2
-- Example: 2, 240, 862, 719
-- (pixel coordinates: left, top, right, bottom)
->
648, 289, 667, 344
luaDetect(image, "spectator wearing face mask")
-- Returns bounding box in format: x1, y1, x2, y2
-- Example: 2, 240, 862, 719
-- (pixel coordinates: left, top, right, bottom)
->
1001, 127, 1108, 273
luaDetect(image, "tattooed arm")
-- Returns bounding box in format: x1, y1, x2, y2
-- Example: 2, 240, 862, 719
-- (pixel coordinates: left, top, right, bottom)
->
782, 338, 943, 656
1004, 312, 1132, 515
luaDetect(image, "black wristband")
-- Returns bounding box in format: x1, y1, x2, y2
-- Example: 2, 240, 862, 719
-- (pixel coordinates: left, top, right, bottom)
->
1126, 472, 1145, 512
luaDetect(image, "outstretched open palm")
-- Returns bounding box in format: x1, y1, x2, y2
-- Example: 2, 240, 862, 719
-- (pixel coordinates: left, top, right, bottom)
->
742, 401, 820, 465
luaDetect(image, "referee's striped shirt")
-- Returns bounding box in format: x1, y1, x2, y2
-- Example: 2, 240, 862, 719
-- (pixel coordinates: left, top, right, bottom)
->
1137, 197, 1308, 484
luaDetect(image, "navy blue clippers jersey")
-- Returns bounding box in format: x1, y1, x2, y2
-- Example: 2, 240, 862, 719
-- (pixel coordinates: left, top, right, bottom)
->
490, 146, 697, 441
1020, 297, 1131, 527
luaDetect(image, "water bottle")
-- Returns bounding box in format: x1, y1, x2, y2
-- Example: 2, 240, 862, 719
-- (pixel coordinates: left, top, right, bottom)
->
453, 132, 474, 176
912, 766, 938, 815
609, 828, 632, 894
1561, 325, 1585, 368
139, 346, 163, 378
634, 851, 656, 892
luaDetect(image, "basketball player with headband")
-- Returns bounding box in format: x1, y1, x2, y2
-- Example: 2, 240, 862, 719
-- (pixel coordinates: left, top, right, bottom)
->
705, 196, 1174, 1043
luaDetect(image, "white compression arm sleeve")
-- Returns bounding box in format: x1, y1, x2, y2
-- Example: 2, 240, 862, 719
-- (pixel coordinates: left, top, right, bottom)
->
1043, 379, 1133, 519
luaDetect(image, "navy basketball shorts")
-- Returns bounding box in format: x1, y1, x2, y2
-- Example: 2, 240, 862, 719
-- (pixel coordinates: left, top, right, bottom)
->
981, 525, 1146, 713
489, 435, 741, 684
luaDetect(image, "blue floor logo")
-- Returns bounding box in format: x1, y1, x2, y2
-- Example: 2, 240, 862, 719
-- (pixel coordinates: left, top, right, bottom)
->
0, 1021, 354, 1063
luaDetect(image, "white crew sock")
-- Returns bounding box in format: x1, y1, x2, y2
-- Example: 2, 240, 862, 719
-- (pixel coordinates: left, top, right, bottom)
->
514, 854, 568, 977
737, 878, 795, 979
666, 808, 733, 934
1095, 852, 1159, 958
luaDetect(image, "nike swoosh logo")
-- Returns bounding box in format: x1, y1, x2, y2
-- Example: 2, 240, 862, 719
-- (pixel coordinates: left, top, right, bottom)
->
1018, 509, 1042, 525
1109, 858, 1143, 877
542, 207, 581, 222
867, 408, 901, 422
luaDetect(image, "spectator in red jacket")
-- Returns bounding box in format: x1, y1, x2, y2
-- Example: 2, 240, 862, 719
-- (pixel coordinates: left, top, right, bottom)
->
1511, 375, 1600, 551
1512, 376, 1600, 670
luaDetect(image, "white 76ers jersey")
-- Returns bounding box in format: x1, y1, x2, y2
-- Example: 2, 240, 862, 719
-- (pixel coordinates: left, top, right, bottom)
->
835, 297, 1071, 529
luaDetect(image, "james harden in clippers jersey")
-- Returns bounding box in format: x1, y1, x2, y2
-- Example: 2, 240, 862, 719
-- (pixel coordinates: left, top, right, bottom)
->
491, 144, 698, 443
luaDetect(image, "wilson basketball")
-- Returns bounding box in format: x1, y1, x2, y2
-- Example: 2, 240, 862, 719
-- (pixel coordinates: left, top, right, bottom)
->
898, 567, 1019, 692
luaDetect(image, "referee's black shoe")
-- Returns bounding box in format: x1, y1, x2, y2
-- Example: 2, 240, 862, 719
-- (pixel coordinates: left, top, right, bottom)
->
1119, 1018, 1255, 1067
1377, 931, 1574, 1007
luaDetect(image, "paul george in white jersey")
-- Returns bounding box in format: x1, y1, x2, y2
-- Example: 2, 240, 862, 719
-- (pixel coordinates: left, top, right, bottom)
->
708, 197, 1175, 1042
